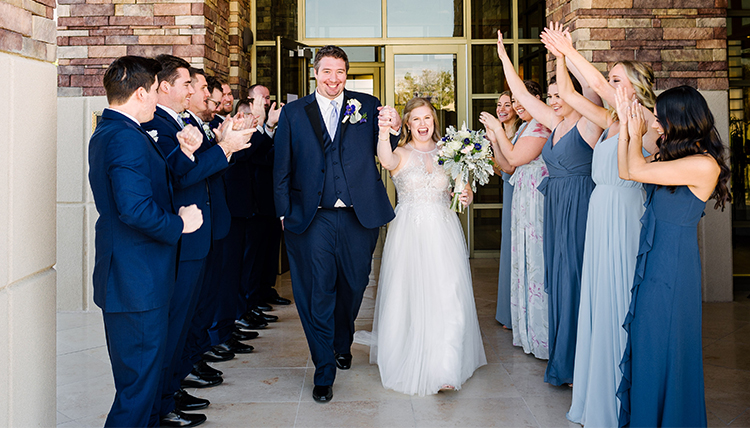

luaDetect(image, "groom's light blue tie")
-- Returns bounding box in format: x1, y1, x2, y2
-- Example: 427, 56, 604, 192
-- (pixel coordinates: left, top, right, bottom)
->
327, 100, 339, 140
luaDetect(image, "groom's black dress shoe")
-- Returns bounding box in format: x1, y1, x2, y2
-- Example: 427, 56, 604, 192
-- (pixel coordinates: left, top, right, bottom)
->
216, 338, 254, 354
160, 409, 206, 427
174, 389, 210, 411
312, 385, 333, 403
335, 353, 352, 370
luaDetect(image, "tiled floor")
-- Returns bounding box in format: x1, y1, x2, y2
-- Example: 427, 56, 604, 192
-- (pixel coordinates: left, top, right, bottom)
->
57, 258, 750, 427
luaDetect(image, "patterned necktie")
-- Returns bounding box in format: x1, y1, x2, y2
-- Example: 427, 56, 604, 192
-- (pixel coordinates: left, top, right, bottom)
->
327, 100, 339, 140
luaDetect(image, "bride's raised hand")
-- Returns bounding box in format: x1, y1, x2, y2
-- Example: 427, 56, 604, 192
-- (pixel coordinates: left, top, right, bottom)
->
541, 21, 574, 58
377, 105, 395, 138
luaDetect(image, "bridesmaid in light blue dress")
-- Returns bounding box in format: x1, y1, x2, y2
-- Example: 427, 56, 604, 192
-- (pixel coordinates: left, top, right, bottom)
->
540, 28, 661, 426
615, 85, 729, 428
493, 92, 522, 329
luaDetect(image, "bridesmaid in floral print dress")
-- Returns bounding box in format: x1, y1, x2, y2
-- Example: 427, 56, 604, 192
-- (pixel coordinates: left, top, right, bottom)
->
481, 80, 551, 359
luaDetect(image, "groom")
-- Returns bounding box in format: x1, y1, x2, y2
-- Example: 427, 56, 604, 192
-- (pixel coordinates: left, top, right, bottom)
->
273, 45, 401, 402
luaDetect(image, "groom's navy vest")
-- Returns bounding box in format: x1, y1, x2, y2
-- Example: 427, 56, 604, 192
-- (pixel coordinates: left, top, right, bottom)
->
320, 113, 352, 208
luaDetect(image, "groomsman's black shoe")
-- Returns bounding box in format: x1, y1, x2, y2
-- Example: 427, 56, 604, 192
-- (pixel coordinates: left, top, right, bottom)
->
160, 409, 207, 427
312, 385, 333, 403
217, 338, 254, 354
180, 371, 222, 389
202, 347, 235, 362
256, 302, 273, 311
335, 353, 352, 370
232, 328, 259, 341
194, 360, 222, 377
267, 296, 291, 305
236, 315, 267, 330
174, 389, 210, 411
249, 308, 279, 323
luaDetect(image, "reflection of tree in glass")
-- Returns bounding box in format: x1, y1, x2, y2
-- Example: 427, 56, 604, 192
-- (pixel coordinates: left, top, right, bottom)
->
395, 69, 455, 113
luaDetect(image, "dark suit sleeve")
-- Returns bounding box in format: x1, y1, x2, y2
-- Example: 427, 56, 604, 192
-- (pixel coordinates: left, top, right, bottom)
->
272, 108, 292, 218
168, 143, 229, 189
232, 129, 273, 161
106, 128, 183, 245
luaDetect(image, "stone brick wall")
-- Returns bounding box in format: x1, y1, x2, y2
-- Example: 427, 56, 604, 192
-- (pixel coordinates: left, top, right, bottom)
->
547, 0, 728, 90
228, 0, 252, 97
57, 0, 250, 96
0, 0, 56, 63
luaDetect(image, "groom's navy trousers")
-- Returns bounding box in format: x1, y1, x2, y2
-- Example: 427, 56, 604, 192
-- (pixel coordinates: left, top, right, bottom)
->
285, 208, 379, 386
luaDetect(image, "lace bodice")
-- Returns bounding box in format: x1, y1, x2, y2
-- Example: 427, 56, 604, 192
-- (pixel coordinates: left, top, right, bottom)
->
392, 145, 451, 207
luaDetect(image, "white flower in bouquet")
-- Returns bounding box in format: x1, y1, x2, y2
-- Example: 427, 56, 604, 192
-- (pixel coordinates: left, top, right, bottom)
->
435, 122, 495, 213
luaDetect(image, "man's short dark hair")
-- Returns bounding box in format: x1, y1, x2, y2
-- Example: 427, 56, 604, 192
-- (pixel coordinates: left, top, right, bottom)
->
154, 54, 190, 86
313, 45, 349, 72
234, 98, 251, 115
247, 84, 266, 98
103, 55, 161, 105
206, 76, 222, 94
189, 67, 205, 79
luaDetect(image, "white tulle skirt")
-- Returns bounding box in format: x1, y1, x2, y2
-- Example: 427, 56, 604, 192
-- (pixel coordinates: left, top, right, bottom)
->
359, 202, 487, 396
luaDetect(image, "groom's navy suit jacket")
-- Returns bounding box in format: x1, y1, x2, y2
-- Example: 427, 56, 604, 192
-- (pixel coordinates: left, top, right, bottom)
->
273, 90, 396, 233
88, 108, 188, 313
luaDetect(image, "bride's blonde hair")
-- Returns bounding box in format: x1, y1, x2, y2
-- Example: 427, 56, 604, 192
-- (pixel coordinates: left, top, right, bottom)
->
398, 97, 442, 147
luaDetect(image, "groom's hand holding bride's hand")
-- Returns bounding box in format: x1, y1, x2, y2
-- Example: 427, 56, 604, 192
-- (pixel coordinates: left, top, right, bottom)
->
377, 105, 402, 134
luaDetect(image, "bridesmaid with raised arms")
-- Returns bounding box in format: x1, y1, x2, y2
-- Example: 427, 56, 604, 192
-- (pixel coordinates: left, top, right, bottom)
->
615, 85, 729, 428
493, 29, 603, 386
541, 23, 659, 427
492, 90, 523, 330
480, 81, 551, 359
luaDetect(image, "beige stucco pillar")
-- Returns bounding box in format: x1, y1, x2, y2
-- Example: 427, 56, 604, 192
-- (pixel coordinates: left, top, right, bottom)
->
0, 53, 58, 425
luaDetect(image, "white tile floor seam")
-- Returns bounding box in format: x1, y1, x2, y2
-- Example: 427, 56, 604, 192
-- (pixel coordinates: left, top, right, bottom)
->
56, 259, 750, 427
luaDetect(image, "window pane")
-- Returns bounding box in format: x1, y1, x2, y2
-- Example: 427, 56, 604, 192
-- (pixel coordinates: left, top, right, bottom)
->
518, 44, 546, 92
471, 0, 512, 39
472, 98, 501, 131
518, 0, 545, 39
472, 44, 510, 94
256, 46, 276, 94
472, 207, 501, 251
256, 0, 298, 42
394, 54, 458, 131
305, 0, 381, 38
473, 174, 501, 204
341, 46, 377, 62
387, 0, 463, 38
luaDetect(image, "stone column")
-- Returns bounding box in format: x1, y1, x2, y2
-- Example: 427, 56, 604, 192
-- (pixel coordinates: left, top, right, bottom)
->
0, 0, 58, 425
546, 0, 732, 301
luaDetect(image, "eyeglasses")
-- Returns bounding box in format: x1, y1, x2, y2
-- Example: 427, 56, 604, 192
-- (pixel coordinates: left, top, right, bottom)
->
207, 98, 222, 108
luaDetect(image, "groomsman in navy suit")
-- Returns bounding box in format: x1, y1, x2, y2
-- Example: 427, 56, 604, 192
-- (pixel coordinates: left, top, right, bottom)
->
88, 56, 204, 427
273, 45, 401, 402
142, 57, 255, 427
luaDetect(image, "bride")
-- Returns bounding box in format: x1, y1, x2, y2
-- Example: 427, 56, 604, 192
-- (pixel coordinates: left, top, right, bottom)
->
365, 97, 487, 396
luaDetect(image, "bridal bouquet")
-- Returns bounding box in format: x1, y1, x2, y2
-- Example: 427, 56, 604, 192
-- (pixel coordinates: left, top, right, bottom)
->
436, 123, 495, 213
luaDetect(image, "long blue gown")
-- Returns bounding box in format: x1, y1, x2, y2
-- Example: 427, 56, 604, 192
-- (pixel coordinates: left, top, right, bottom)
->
566, 129, 645, 426
495, 128, 521, 328
617, 184, 708, 427
538, 123, 595, 386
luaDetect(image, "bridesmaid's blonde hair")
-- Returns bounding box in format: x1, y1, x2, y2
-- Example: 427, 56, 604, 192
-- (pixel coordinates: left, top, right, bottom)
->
609, 61, 656, 122
399, 97, 442, 147
498, 91, 522, 138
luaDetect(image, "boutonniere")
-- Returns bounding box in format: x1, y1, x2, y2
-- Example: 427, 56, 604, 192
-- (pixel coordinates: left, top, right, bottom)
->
201, 123, 215, 141
146, 129, 159, 142
341, 99, 367, 124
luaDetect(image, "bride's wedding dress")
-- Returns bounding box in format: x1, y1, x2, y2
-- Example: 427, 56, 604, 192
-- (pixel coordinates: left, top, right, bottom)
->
365, 144, 486, 396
